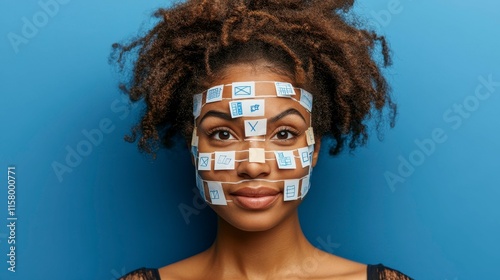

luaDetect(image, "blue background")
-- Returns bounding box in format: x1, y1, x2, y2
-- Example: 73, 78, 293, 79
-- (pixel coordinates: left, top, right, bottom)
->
1, 0, 499, 279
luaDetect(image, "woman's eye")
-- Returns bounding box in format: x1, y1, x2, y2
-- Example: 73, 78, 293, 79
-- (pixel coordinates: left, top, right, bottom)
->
272, 129, 296, 140
211, 130, 235, 141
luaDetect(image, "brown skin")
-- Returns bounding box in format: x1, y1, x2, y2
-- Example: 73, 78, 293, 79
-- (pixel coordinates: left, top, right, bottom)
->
159, 64, 367, 280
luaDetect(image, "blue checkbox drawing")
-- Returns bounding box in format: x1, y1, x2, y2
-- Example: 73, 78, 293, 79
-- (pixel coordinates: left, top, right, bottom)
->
234, 86, 252, 96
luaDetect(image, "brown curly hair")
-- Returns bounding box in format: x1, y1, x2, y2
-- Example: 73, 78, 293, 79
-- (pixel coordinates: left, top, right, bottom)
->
111, 0, 396, 156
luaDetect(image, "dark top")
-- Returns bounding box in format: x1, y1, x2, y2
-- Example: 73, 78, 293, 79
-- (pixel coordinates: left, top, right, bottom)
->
119, 264, 412, 279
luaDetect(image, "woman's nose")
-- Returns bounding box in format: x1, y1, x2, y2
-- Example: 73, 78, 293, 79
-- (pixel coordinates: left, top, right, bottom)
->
236, 147, 272, 179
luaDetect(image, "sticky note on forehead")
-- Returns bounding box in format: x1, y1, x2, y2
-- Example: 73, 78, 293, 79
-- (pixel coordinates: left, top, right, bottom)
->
232, 82, 255, 99
229, 99, 265, 118
275, 82, 296, 97
193, 93, 203, 118
300, 89, 313, 112
206, 85, 224, 103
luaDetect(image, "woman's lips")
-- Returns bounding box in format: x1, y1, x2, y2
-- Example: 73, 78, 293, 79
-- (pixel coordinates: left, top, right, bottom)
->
230, 187, 280, 210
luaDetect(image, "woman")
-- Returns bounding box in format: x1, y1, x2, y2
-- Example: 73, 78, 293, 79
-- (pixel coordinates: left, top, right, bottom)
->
114, 0, 411, 279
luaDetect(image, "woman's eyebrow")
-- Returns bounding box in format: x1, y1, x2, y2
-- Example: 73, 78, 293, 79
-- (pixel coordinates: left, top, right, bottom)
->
198, 110, 233, 125
269, 108, 306, 123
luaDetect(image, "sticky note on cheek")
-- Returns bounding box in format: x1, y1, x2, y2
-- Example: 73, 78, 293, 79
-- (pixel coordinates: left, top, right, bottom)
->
274, 151, 297, 169
249, 148, 266, 163
297, 147, 310, 168
198, 153, 212, 171
306, 127, 315, 146
214, 151, 236, 170
191, 128, 198, 147
284, 179, 300, 201
300, 176, 310, 199
207, 182, 227, 205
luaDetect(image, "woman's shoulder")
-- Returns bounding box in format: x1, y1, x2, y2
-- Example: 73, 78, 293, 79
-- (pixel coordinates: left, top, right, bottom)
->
367, 263, 413, 280
119, 267, 160, 280
119, 259, 412, 280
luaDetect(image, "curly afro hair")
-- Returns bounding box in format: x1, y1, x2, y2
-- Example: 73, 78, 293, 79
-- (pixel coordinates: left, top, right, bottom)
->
111, 0, 396, 156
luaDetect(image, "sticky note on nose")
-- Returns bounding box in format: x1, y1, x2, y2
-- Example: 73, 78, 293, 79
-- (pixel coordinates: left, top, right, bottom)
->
244, 119, 267, 137
249, 148, 266, 163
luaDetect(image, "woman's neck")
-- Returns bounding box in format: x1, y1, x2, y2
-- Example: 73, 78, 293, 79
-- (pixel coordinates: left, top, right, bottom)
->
206, 210, 315, 279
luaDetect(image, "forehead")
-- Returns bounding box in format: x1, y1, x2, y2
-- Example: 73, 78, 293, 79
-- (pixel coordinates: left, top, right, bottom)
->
195, 81, 313, 124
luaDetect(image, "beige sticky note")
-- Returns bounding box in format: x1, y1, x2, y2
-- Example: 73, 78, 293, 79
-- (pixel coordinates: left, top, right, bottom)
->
191, 128, 198, 147
249, 148, 266, 163
306, 127, 315, 146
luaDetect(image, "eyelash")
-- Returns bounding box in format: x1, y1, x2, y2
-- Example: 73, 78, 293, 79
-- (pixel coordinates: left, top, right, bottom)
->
207, 128, 236, 141
271, 127, 300, 142
206, 126, 300, 143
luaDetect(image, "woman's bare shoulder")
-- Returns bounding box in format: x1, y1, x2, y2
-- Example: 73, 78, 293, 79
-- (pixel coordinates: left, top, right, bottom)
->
312, 252, 367, 279
158, 251, 210, 280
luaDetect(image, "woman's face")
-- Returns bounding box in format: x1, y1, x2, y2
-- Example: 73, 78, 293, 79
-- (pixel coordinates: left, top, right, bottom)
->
193, 63, 320, 232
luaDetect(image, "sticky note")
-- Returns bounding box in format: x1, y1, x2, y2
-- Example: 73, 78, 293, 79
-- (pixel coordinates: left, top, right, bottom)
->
193, 93, 203, 118
274, 151, 296, 169
229, 99, 265, 118
206, 85, 224, 103
300, 176, 310, 198
306, 127, 315, 146
207, 182, 227, 205
191, 146, 198, 160
300, 89, 313, 112
275, 82, 296, 97
297, 147, 310, 168
214, 151, 236, 170
198, 153, 212, 171
249, 148, 266, 163
284, 179, 300, 201
191, 128, 198, 147
195, 174, 205, 200
232, 82, 255, 99
244, 119, 267, 137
